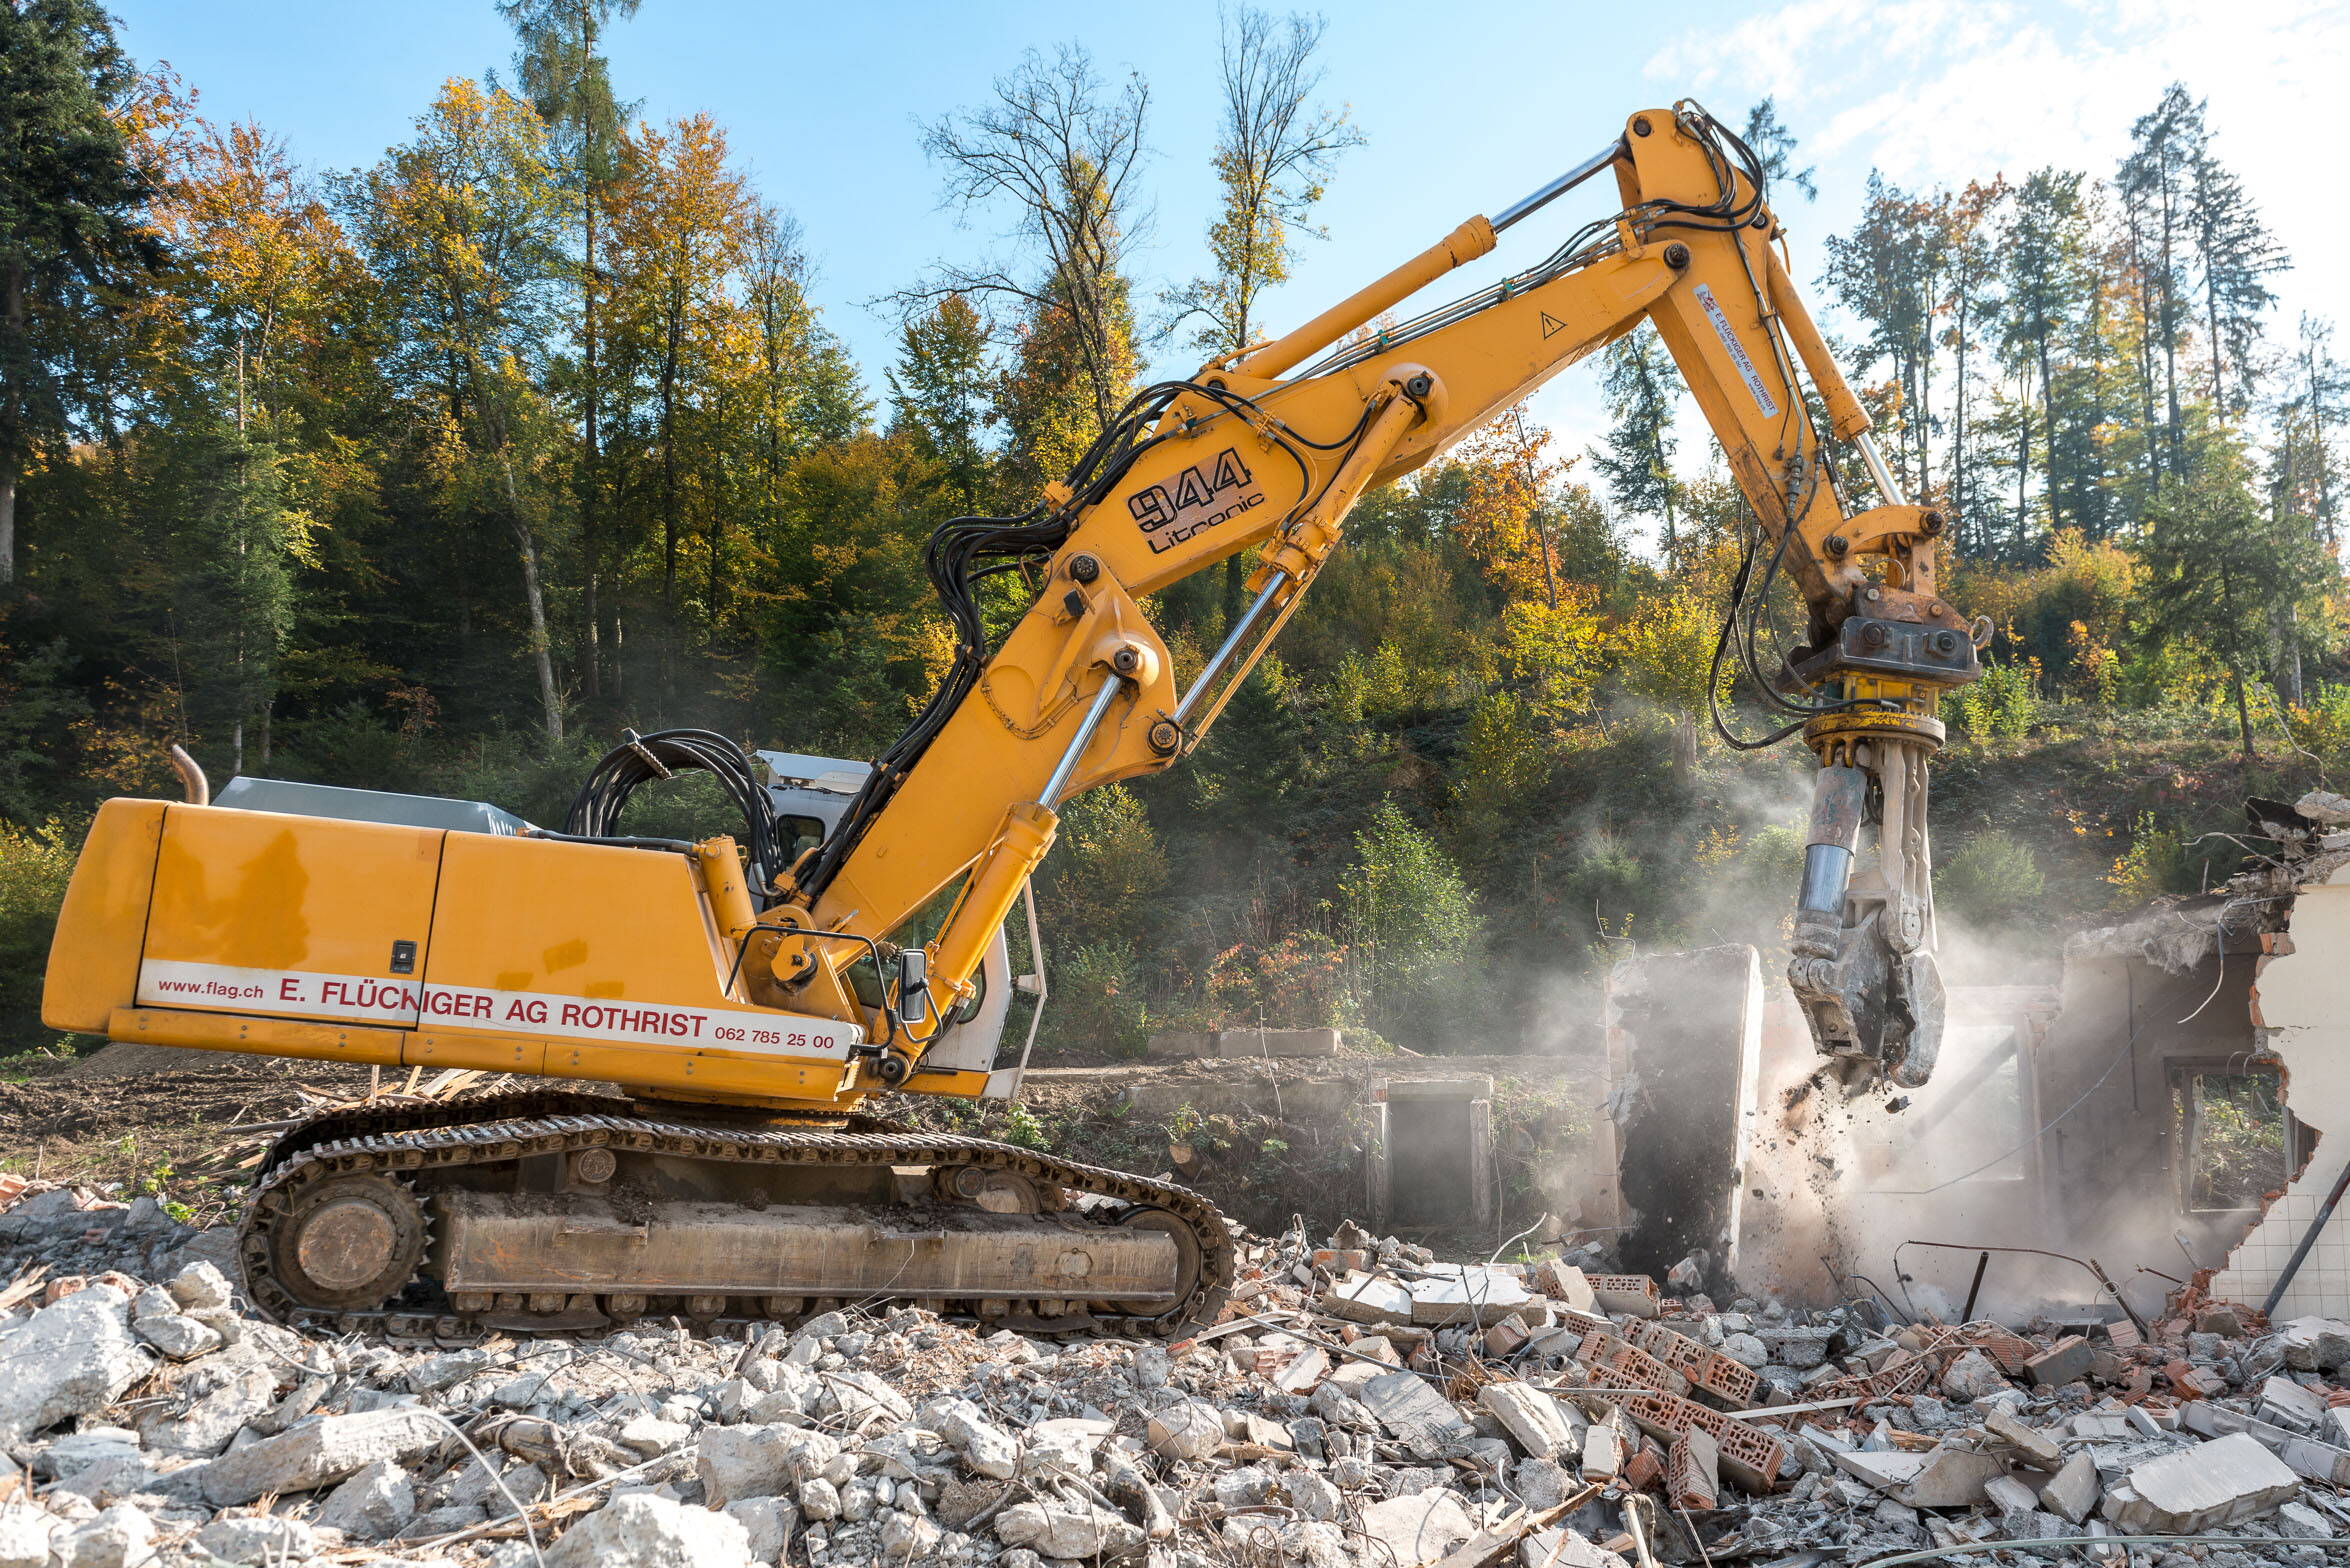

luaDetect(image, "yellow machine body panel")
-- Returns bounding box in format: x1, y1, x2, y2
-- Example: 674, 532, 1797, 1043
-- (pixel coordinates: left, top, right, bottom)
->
42, 798, 167, 1035
414, 832, 858, 1098
47, 801, 863, 1101
140, 804, 443, 1026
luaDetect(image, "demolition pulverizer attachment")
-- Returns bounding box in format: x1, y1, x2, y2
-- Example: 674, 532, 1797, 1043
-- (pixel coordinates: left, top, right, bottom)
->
1785, 726, 1947, 1092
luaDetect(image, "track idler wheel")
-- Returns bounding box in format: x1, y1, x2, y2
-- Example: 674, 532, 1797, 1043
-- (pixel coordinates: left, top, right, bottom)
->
267, 1173, 429, 1312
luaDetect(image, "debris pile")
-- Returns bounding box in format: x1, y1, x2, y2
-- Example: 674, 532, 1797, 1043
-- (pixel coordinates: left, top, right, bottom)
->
7, 1177, 2350, 1568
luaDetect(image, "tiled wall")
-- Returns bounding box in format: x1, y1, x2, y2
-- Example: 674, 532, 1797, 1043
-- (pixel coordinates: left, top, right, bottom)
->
2209, 1187, 2350, 1320
2210, 862, 2350, 1320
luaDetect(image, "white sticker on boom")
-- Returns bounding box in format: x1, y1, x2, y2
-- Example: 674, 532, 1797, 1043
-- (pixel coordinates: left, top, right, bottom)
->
1694, 283, 1780, 418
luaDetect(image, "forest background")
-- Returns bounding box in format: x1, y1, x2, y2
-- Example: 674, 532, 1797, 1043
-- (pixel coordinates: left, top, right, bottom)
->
0, 0, 2341, 1060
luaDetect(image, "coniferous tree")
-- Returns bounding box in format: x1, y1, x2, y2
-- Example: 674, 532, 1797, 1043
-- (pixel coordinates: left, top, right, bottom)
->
1590, 328, 1680, 556
0, 0, 167, 585
2185, 134, 2286, 422
887, 293, 995, 514
497, 0, 640, 698
2118, 83, 2202, 487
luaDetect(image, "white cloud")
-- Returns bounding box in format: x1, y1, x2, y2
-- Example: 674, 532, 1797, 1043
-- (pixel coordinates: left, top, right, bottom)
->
1642, 0, 2350, 332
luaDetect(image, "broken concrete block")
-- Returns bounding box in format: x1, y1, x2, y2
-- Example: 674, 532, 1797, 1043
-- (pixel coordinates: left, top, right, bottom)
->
1362, 1489, 1477, 1564
1409, 1268, 1536, 1325
193, 1516, 315, 1565
1520, 1526, 1631, 1568
1146, 1400, 1225, 1462
57, 1504, 152, 1568
2178, 1397, 2350, 1485
546, 1494, 752, 1568
2282, 1317, 2350, 1372
1362, 1370, 1474, 1458
1532, 1260, 1598, 1312
1479, 1382, 1579, 1460
1985, 1409, 2063, 1471
1832, 1446, 2007, 1509
994, 1501, 1143, 1560
698, 1424, 796, 1508
1580, 1416, 1624, 1481
0, 1507, 56, 1568
2040, 1451, 2100, 1525
1215, 1026, 1339, 1057
2298, 789, 2350, 823
1321, 1272, 1415, 1326
2024, 1336, 2093, 1389
1144, 1031, 1214, 1060
2101, 1432, 2299, 1534
315, 1457, 417, 1541
0, 1288, 151, 1445
1983, 1474, 2040, 1516
1939, 1349, 2009, 1402
722, 1497, 797, 1563
2280, 1500, 2338, 1539
2259, 1375, 2331, 1433
179, 1407, 444, 1507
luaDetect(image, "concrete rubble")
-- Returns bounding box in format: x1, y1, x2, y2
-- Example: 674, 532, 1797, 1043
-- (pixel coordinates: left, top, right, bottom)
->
8, 1179, 2350, 1567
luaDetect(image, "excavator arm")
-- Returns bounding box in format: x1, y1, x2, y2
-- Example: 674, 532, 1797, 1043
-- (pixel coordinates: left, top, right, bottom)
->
758, 102, 1979, 1094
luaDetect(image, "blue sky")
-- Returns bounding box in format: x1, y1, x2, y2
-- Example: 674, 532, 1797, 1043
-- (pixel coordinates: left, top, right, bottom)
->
110, 0, 2347, 492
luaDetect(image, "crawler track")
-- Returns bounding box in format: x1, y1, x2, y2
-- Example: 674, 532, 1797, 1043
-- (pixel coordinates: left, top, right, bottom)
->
239, 1091, 1234, 1341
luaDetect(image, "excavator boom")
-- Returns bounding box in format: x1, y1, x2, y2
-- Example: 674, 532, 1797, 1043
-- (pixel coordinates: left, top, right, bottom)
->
42, 104, 1974, 1340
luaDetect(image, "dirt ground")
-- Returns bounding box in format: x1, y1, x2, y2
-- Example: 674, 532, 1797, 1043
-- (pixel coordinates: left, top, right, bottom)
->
0, 1040, 1598, 1247
0, 1045, 386, 1217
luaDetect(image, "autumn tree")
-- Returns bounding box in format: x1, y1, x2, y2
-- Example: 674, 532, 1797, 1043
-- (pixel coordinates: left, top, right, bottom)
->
351, 76, 568, 739
605, 113, 755, 621
915, 46, 1149, 492
1456, 403, 1576, 606
1170, 6, 1359, 360
1824, 174, 1949, 495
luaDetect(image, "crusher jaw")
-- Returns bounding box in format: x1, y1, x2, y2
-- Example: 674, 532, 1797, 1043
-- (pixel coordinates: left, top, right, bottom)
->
1784, 720, 1948, 1093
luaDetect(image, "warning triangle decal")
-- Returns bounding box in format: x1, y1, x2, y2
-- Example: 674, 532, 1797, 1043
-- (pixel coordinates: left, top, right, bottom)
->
1540, 312, 1566, 339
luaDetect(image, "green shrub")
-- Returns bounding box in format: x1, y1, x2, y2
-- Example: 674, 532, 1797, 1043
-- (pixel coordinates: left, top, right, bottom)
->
1948, 658, 2041, 741
0, 818, 79, 1052
1936, 831, 2046, 926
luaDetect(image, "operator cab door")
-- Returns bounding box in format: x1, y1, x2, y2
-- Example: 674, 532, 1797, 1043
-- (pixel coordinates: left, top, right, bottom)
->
137, 805, 440, 1028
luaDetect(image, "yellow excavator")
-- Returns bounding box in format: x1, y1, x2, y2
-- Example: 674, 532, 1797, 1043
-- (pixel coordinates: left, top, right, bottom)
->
42, 104, 1977, 1339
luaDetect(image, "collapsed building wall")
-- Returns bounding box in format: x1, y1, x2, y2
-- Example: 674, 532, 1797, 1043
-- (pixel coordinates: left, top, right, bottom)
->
1605, 862, 2313, 1321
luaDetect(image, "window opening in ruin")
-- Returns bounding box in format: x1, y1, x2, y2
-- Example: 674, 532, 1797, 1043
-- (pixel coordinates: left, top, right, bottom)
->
1854, 1022, 2030, 1190
2172, 1064, 2297, 1213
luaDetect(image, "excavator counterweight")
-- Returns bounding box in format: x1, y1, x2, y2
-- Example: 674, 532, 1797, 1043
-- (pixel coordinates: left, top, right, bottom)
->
43, 103, 1974, 1339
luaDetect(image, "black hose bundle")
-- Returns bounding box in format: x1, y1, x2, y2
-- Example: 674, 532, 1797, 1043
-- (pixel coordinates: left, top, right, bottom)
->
562, 728, 782, 898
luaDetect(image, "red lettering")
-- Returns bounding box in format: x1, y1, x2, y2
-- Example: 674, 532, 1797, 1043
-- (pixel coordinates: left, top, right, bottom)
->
279, 978, 300, 1001
561, 1003, 585, 1028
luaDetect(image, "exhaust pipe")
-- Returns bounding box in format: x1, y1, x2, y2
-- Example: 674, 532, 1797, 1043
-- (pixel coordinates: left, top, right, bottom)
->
168, 745, 210, 806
